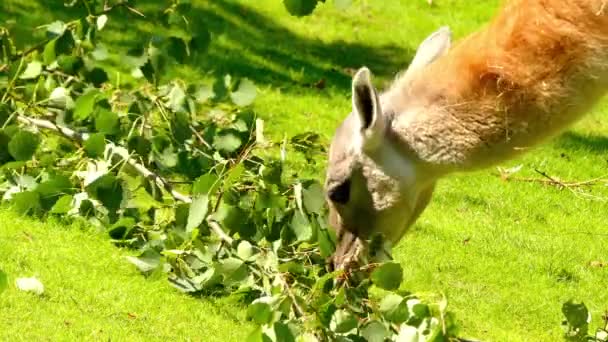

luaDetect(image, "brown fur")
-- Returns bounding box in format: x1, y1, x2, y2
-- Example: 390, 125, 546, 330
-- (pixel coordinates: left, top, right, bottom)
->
395, 0, 608, 169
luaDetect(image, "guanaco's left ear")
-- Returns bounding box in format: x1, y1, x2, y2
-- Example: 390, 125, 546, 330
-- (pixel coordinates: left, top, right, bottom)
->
403, 26, 451, 79
352, 67, 386, 151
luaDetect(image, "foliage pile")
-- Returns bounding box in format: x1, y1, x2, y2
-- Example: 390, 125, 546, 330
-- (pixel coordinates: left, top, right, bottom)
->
0, 0, 459, 340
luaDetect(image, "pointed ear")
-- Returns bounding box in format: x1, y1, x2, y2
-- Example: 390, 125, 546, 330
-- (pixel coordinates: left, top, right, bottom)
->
403, 26, 451, 79
352, 67, 386, 151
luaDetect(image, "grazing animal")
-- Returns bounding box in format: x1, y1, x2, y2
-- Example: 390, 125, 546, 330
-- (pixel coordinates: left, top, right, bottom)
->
325, 0, 608, 269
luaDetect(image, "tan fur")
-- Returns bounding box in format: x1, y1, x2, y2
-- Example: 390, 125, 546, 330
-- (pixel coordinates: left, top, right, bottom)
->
392, 0, 608, 169
327, 0, 608, 269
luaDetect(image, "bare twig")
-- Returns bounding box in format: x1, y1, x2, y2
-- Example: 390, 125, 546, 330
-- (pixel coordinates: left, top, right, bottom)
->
206, 219, 234, 245
533, 168, 568, 188
498, 168, 608, 189
276, 273, 305, 318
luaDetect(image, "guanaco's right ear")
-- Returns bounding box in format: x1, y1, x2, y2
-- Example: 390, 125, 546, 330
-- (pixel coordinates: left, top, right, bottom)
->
403, 26, 451, 79
352, 67, 386, 152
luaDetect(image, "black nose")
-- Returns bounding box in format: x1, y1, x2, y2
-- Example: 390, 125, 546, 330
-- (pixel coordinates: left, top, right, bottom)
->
328, 180, 350, 204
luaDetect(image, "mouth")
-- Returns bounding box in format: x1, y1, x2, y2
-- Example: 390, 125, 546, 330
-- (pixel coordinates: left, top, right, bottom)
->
329, 228, 395, 273
329, 228, 361, 271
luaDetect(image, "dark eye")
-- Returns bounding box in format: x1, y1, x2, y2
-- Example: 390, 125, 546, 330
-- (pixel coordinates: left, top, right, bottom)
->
328, 180, 351, 204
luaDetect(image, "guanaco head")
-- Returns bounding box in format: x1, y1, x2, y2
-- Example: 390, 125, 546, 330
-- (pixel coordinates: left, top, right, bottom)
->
325, 27, 452, 270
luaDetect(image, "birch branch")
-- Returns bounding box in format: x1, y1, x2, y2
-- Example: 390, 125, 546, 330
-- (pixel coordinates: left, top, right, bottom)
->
17, 114, 233, 244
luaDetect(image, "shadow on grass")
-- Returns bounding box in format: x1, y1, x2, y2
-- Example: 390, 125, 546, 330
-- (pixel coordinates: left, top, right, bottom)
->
555, 131, 608, 154
1, 0, 410, 92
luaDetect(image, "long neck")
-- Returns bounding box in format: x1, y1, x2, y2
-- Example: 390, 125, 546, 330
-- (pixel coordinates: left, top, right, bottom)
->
391, 0, 608, 171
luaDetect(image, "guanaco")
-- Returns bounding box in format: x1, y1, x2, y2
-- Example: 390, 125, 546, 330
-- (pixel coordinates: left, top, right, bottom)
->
325, 0, 608, 269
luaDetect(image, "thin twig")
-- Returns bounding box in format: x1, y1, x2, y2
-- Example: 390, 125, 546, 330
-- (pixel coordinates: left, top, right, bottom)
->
534, 168, 568, 188
277, 273, 305, 318
206, 219, 234, 245
190, 124, 212, 149
498, 169, 608, 189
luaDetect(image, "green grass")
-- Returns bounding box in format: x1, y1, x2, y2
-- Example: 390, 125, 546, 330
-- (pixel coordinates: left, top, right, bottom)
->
0, 210, 251, 341
2, 0, 608, 341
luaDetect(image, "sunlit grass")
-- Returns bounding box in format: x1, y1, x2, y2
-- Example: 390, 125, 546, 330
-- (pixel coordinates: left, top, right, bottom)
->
0, 210, 251, 341
1, 0, 607, 340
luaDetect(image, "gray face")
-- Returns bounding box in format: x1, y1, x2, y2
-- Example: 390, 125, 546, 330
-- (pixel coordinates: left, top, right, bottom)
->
323, 27, 452, 269
324, 70, 414, 269
325, 112, 413, 269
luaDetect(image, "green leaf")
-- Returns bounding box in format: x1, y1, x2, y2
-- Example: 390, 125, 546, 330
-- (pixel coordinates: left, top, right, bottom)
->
8, 130, 40, 161
168, 83, 187, 112
109, 217, 136, 240
230, 78, 257, 107
218, 257, 248, 284
190, 29, 211, 54
43, 39, 57, 65
330, 309, 357, 334
371, 262, 403, 291
272, 322, 296, 342
302, 181, 325, 214
36, 174, 72, 200
0, 104, 10, 127
96, 14, 108, 31
562, 300, 590, 330
126, 248, 162, 273
0, 132, 12, 164
246, 327, 264, 342
0, 269, 7, 294
128, 136, 152, 158
19, 61, 42, 80
50, 195, 73, 214
278, 261, 305, 275
361, 321, 389, 342
86, 67, 109, 87
186, 195, 209, 232
167, 37, 188, 63
156, 147, 178, 168
237, 240, 254, 260
91, 44, 109, 61
140, 58, 156, 84
213, 132, 242, 153
57, 55, 84, 74
194, 84, 214, 104
411, 303, 430, 319
46, 21, 66, 38
317, 227, 335, 259
379, 294, 409, 323
247, 301, 273, 325
172, 112, 190, 143
193, 173, 219, 195
43, 33, 74, 65
222, 164, 245, 192
95, 108, 119, 135
74, 89, 100, 121
84, 133, 106, 158
49, 86, 74, 109
290, 211, 312, 242
85, 174, 123, 213
283, 0, 318, 16
11, 191, 41, 215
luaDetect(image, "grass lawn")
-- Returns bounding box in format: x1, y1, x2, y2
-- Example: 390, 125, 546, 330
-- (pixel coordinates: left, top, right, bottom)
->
0, 210, 251, 341
1, 0, 608, 341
